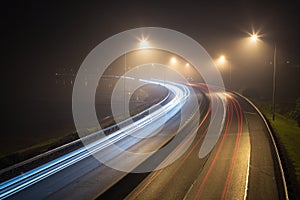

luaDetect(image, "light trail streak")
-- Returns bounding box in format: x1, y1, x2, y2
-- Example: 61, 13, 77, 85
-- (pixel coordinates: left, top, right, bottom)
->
128, 108, 210, 199
192, 93, 245, 200
0, 79, 190, 200
193, 94, 232, 200
127, 93, 218, 200
221, 97, 243, 199
126, 86, 247, 200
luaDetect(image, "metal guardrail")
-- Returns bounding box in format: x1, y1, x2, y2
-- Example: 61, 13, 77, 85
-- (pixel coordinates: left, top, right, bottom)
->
0, 90, 171, 179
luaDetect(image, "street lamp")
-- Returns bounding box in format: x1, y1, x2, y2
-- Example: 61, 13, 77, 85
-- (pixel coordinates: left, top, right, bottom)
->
250, 34, 258, 42
249, 33, 277, 121
122, 37, 150, 116
170, 57, 177, 65
219, 55, 225, 63
216, 55, 231, 90
272, 44, 277, 121
139, 38, 149, 48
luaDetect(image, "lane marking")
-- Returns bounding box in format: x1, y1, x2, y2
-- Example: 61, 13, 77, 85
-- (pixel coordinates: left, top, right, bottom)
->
243, 111, 251, 200
244, 140, 250, 200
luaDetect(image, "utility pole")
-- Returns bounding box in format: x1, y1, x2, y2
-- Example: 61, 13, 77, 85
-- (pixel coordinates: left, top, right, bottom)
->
272, 44, 277, 121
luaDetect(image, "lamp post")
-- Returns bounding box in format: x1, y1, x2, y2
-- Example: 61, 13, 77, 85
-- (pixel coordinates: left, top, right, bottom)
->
272, 44, 277, 121
124, 48, 126, 117
250, 34, 277, 120
217, 55, 231, 90
123, 37, 149, 117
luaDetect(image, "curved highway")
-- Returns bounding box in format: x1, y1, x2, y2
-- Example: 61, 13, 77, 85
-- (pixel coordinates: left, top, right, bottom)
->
121, 83, 288, 200
0, 79, 195, 199
0, 81, 288, 200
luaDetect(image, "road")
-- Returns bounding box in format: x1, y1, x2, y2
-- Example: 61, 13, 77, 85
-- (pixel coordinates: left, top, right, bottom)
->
101, 84, 288, 200
0, 81, 288, 200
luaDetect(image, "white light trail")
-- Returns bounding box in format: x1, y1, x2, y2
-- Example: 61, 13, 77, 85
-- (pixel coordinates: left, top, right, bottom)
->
0, 79, 189, 199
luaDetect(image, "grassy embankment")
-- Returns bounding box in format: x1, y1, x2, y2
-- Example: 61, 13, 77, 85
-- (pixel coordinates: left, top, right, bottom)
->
253, 101, 300, 184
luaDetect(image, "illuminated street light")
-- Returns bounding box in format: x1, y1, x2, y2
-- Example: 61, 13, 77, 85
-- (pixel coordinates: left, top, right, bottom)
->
250, 34, 258, 42
170, 57, 177, 64
219, 55, 225, 64
219, 55, 225, 63
216, 55, 231, 89
125, 37, 149, 114
139, 38, 149, 48
249, 32, 277, 121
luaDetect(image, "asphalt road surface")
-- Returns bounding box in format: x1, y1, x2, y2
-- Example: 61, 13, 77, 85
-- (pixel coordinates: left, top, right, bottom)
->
102, 85, 287, 200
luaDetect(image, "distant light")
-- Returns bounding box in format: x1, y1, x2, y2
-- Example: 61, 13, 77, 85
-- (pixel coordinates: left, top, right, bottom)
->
216, 55, 226, 68
170, 57, 177, 64
139, 38, 149, 48
250, 34, 258, 42
219, 55, 225, 63
185, 63, 190, 67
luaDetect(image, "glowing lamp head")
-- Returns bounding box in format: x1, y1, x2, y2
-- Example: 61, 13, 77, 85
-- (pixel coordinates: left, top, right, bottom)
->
219, 55, 225, 63
250, 34, 258, 42
139, 38, 149, 48
170, 57, 177, 64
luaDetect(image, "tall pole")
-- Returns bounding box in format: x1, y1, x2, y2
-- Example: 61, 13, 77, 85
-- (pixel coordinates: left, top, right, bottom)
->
229, 63, 231, 90
124, 49, 126, 117
272, 44, 277, 121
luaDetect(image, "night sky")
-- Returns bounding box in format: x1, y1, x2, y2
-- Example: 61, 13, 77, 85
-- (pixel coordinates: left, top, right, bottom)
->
2, 0, 300, 117
2, 3, 299, 78
2, 2, 300, 73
